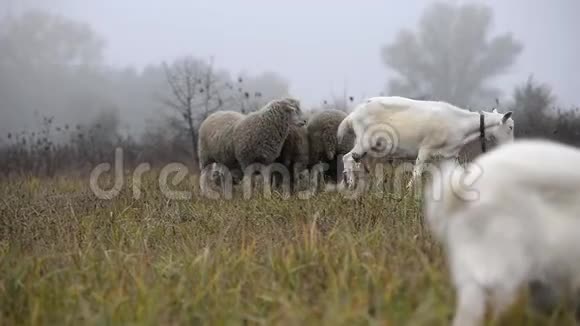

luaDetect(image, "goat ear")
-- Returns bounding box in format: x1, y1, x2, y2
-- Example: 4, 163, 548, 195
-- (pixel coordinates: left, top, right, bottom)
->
492, 108, 498, 113
502, 111, 513, 123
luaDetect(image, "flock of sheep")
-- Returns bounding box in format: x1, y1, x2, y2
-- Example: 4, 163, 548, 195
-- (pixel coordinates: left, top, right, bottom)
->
197, 97, 354, 195
198, 95, 580, 325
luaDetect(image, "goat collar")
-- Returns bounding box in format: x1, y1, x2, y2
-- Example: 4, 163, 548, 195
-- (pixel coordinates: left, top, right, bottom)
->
479, 113, 487, 153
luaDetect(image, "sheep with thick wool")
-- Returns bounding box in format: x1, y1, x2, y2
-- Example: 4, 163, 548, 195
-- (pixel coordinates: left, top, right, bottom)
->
275, 123, 309, 190
233, 98, 305, 181
308, 109, 347, 163
197, 110, 245, 195
424, 139, 580, 326
306, 109, 353, 183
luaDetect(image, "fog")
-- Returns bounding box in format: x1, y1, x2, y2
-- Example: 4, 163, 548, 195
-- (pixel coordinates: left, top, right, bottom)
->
1, 0, 579, 136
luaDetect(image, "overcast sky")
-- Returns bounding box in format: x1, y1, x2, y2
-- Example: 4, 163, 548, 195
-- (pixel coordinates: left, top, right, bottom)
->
5, 0, 580, 107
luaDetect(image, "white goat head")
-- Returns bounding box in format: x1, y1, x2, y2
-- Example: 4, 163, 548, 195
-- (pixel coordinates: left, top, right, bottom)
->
484, 108, 514, 144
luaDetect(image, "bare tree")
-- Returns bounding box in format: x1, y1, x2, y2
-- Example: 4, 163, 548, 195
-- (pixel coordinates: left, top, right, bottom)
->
161, 56, 229, 160
161, 57, 288, 162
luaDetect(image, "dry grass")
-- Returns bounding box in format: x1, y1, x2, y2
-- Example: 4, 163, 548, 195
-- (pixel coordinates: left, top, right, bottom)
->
0, 172, 575, 325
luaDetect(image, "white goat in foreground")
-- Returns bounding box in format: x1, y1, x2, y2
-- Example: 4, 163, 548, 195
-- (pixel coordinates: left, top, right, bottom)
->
425, 139, 580, 326
337, 96, 514, 189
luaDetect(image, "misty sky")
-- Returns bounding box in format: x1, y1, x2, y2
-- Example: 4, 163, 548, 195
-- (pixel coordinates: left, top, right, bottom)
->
5, 0, 580, 108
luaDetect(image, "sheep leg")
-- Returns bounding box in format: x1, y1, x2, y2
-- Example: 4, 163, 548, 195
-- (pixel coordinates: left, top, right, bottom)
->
199, 162, 216, 197
452, 283, 487, 326
407, 148, 431, 189
200, 168, 210, 197
326, 158, 338, 184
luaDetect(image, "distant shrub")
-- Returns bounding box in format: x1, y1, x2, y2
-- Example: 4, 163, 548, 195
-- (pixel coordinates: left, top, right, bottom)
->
511, 77, 580, 146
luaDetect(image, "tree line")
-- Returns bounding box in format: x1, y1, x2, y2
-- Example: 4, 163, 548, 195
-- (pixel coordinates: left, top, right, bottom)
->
1, 3, 578, 177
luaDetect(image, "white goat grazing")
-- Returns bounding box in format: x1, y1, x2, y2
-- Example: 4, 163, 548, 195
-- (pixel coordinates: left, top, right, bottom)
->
337, 96, 514, 189
424, 139, 580, 326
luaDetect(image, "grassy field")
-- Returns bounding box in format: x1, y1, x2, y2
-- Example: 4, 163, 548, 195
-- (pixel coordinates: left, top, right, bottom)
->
0, 171, 576, 325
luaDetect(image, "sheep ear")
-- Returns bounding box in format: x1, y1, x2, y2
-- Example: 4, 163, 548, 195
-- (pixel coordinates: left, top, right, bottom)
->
502, 111, 513, 123
492, 108, 498, 113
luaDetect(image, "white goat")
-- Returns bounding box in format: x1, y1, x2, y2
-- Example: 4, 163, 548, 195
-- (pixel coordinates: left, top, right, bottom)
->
424, 139, 580, 326
337, 96, 514, 189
